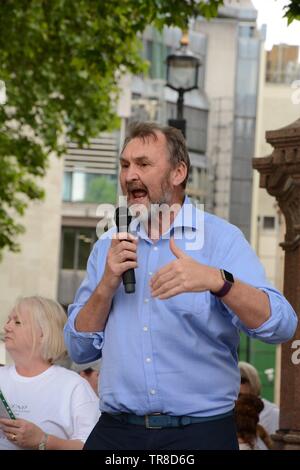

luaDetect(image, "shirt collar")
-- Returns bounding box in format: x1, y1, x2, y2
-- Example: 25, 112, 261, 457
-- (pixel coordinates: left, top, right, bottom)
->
129, 196, 200, 239
172, 196, 198, 231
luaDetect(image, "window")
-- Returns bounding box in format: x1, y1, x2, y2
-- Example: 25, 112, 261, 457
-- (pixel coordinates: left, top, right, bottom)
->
63, 172, 117, 204
239, 25, 256, 39
143, 38, 171, 80
166, 103, 208, 153
263, 216, 275, 230
61, 227, 97, 270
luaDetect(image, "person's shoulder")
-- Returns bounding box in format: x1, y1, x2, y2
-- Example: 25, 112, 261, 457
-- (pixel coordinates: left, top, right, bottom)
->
98, 225, 117, 241
203, 210, 242, 239
51, 365, 86, 385
0, 365, 11, 379
86, 226, 116, 261
92, 226, 116, 251
51, 366, 98, 397
262, 398, 279, 412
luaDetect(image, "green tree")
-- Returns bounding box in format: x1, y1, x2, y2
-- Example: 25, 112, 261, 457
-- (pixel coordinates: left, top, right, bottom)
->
283, 0, 300, 24
1, 0, 298, 257
0, 0, 224, 257
85, 175, 117, 204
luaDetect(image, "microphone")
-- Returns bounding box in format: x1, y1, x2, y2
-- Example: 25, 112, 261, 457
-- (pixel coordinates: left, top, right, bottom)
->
115, 206, 136, 294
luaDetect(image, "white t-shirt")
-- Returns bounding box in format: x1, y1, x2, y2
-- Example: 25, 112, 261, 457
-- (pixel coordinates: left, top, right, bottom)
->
260, 398, 279, 435
0, 365, 100, 450
239, 442, 253, 450
256, 398, 279, 450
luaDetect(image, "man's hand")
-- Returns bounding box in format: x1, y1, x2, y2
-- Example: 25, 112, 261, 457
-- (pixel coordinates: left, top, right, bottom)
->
0, 417, 45, 449
75, 231, 138, 333
150, 237, 222, 299
101, 232, 138, 293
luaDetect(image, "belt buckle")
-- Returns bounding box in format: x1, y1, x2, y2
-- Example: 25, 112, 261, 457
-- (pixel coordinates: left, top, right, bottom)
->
145, 413, 162, 429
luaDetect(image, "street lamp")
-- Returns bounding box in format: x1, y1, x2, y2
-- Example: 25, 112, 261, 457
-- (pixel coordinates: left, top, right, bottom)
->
166, 33, 201, 138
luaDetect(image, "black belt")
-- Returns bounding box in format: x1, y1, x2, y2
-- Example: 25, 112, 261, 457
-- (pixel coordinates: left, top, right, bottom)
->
107, 410, 233, 429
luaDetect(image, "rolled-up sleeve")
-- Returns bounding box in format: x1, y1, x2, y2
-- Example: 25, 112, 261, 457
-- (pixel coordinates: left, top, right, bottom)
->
64, 308, 104, 363
64, 240, 107, 363
231, 287, 297, 344
216, 227, 298, 344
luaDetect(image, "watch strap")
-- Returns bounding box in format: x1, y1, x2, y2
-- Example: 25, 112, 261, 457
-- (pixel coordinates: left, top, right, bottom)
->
211, 269, 234, 298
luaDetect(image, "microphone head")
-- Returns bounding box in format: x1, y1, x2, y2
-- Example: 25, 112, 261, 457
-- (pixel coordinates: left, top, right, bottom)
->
115, 206, 132, 233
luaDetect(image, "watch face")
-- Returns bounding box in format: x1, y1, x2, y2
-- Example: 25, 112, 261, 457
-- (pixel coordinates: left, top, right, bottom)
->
223, 269, 234, 283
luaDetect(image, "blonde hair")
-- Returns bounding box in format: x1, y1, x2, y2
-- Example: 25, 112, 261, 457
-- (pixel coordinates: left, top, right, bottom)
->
238, 361, 261, 396
14, 296, 67, 363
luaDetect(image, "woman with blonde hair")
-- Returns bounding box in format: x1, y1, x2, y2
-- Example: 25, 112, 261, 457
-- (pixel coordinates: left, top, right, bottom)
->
0, 296, 99, 450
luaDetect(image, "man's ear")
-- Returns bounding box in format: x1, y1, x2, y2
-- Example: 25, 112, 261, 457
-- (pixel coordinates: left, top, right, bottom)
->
171, 162, 187, 187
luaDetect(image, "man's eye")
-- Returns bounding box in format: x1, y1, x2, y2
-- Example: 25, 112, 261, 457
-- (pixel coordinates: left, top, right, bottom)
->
15, 320, 21, 325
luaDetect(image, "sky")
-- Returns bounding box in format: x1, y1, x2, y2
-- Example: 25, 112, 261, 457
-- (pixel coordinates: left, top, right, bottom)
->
252, 0, 300, 50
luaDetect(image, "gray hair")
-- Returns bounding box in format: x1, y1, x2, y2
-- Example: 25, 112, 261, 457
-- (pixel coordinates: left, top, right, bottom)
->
121, 121, 190, 189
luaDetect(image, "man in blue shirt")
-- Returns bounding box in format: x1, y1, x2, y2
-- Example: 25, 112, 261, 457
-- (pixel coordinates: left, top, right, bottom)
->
64, 122, 297, 450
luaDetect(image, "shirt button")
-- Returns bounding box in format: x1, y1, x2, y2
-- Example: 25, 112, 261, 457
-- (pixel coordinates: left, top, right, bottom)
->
144, 298, 149, 303
146, 357, 151, 363
149, 271, 153, 276
150, 389, 156, 395
153, 246, 158, 251
143, 326, 148, 332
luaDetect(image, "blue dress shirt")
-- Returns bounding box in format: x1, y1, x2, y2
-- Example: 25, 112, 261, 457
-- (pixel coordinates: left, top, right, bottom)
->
64, 197, 297, 417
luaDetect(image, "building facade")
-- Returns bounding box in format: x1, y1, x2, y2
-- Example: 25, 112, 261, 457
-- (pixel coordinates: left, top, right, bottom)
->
0, 1, 268, 368
250, 43, 300, 402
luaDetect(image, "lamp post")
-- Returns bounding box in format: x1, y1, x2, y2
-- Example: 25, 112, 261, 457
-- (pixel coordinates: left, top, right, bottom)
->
166, 33, 201, 138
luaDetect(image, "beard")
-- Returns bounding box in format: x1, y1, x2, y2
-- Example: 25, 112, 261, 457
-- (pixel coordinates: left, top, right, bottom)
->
126, 171, 173, 223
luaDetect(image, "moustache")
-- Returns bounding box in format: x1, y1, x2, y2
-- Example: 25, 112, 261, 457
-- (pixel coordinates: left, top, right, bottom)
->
126, 184, 148, 192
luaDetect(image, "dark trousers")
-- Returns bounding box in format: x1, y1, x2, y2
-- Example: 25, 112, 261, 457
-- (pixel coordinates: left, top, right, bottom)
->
83, 413, 239, 450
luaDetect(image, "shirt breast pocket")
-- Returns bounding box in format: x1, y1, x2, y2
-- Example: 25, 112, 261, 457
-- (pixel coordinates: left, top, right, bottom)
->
163, 291, 198, 315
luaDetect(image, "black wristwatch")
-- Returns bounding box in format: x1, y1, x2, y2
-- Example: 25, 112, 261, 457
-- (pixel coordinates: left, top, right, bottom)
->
211, 269, 234, 298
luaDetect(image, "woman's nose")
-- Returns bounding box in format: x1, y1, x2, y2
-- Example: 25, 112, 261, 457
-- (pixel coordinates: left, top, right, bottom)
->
4, 319, 12, 332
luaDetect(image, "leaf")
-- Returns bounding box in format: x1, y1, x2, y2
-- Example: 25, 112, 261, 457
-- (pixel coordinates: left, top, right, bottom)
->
0, 0, 224, 257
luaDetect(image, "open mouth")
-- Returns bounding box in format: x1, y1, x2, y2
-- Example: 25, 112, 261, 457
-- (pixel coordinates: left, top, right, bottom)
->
130, 189, 148, 202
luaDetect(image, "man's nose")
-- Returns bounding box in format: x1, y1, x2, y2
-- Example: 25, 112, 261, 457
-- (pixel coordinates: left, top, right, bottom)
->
125, 167, 139, 182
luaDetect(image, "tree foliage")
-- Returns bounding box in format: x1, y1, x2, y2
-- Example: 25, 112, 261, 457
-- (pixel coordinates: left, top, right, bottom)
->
1, 0, 298, 257
283, 0, 300, 24
85, 176, 117, 205
0, 0, 224, 257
